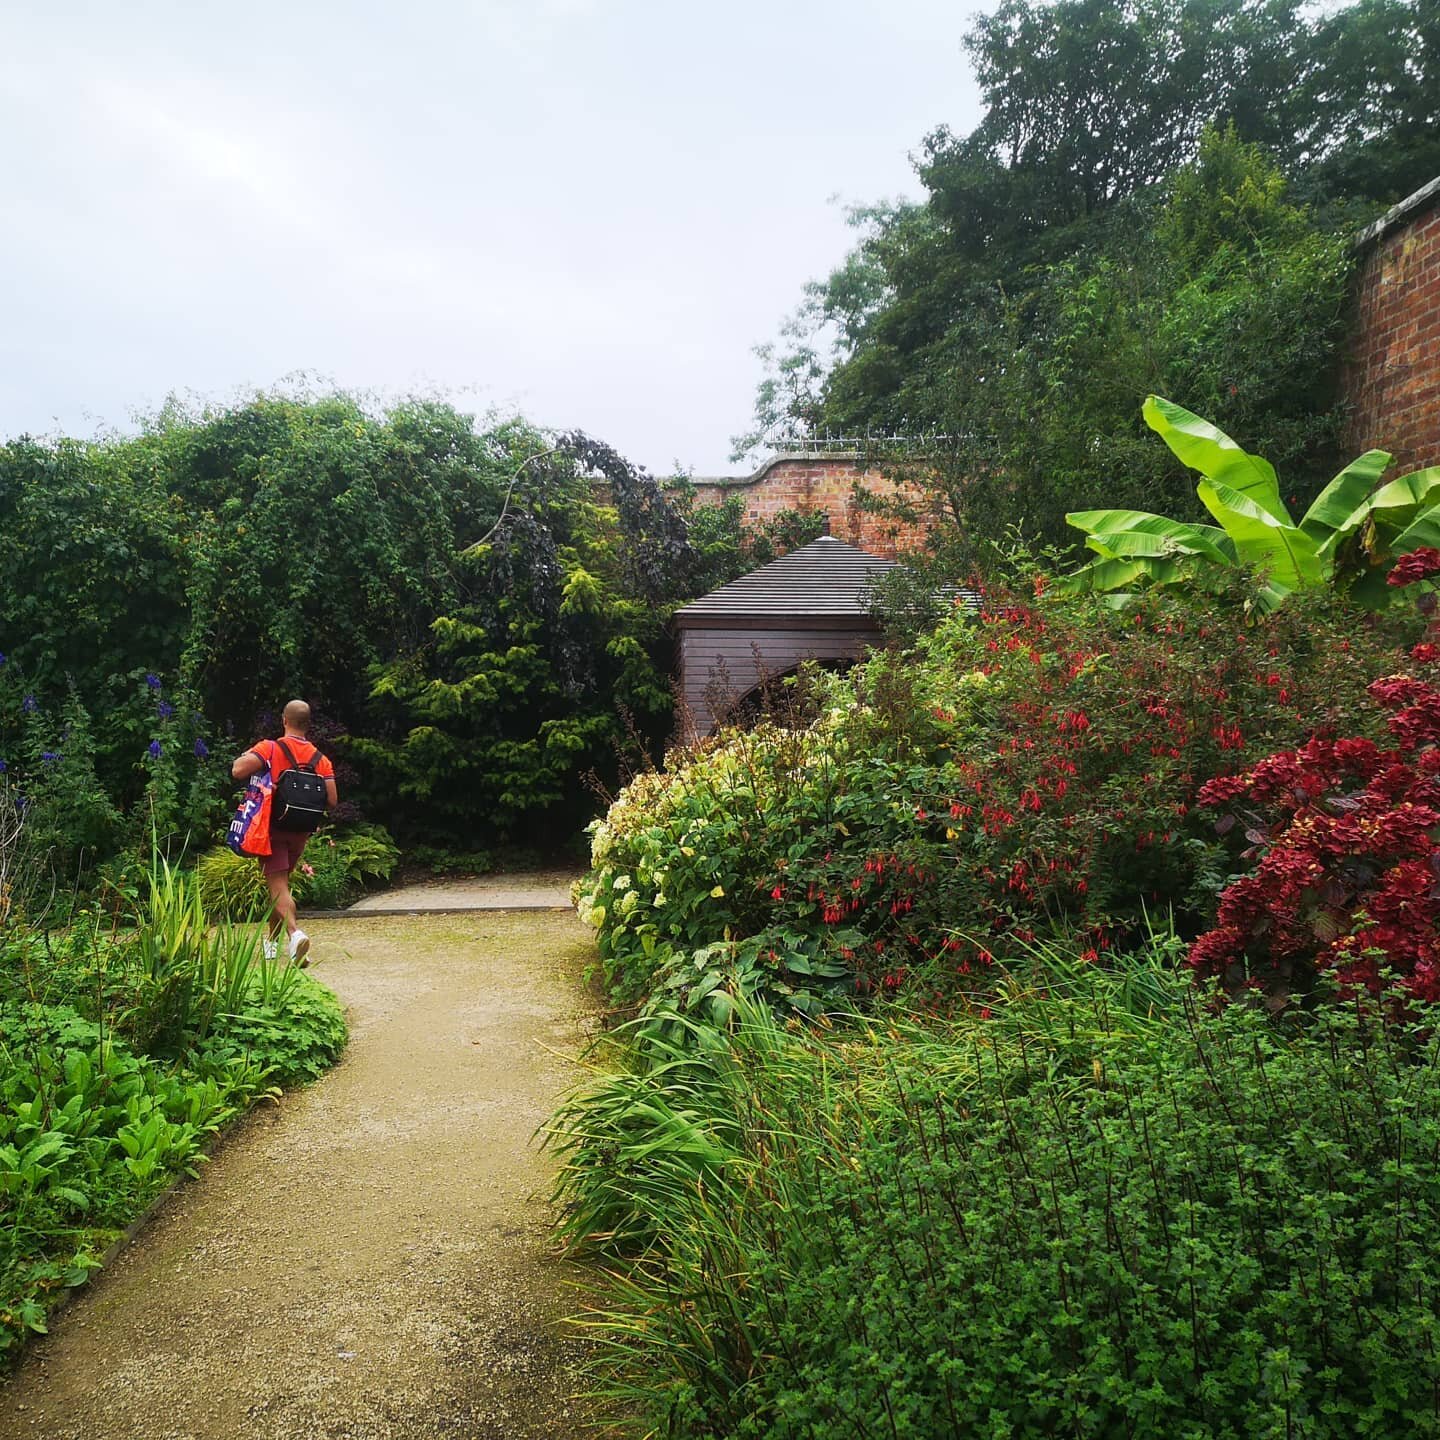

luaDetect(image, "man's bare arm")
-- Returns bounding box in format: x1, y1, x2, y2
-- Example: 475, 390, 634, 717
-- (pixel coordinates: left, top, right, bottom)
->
325, 777, 338, 808
232, 750, 265, 782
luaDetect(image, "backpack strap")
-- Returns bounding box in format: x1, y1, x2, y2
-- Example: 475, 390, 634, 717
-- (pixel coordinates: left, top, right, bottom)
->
274, 737, 318, 773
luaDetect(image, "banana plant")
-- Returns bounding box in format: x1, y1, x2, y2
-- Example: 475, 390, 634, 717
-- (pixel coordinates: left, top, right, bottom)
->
1061, 396, 1440, 611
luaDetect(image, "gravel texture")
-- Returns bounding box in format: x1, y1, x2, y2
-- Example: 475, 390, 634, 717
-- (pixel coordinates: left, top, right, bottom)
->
345, 872, 580, 914
0, 912, 611, 1440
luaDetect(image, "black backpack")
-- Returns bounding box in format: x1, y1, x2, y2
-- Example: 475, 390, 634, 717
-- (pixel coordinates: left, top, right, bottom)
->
271, 739, 329, 833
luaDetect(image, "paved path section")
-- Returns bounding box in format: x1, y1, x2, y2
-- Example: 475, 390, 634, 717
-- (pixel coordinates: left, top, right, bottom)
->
346, 870, 580, 914
0, 913, 607, 1440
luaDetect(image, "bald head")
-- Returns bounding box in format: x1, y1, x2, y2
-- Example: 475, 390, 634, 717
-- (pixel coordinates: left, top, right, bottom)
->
282, 700, 311, 734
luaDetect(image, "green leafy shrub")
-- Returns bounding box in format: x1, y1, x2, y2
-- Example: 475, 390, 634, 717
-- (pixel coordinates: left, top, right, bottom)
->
0, 856, 349, 1356
580, 583, 1415, 1017
295, 823, 400, 908
198, 971, 347, 1086
0, 1002, 268, 1356
552, 956, 1440, 1437
193, 823, 399, 918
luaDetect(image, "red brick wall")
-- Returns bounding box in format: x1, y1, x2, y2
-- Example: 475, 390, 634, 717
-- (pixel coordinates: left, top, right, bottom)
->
1344, 186, 1440, 474
692, 456, 937, 560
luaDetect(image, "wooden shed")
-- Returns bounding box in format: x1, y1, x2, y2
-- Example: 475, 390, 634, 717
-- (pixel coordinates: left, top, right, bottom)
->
674, 535, 898, 738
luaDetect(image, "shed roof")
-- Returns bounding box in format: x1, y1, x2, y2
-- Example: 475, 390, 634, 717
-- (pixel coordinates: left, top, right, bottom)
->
675, 535, 898, 625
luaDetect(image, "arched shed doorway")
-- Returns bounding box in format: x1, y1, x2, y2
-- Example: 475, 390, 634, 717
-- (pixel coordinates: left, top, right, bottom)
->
674, 535, 898, 739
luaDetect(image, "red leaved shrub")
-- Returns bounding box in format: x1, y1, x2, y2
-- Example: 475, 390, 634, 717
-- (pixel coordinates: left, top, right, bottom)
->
1191, 553, 1440, 1006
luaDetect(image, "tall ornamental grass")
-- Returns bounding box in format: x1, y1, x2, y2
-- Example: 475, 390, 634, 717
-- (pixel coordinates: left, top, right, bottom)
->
550, 946, 1440, 1438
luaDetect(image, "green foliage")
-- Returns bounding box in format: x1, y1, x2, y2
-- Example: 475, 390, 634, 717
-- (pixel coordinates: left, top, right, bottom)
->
578, 583, 1414, 1019
552, 955, 1440, 1437
741, 8, 1429, 551
358, 433, 720, 848
0, 856, 346, 1358
1064, 396, 1440, 610
197, 972, 347, 1087
0, 1002, 263, 1355
0, 389, 746, 870
193, 823, 399, 917
192, 847, 270, 922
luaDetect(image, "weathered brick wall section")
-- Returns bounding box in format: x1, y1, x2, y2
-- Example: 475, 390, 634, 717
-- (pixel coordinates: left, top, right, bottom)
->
693, 455, 937, 559
1344, 179, 1440, 475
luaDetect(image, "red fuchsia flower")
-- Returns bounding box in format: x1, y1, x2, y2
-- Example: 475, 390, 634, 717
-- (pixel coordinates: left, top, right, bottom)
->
1387, 548, 1440, 586
1411, 642, 1440, 663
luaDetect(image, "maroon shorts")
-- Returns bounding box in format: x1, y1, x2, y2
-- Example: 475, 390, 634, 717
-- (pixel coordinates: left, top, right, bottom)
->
261, 829, 308, 878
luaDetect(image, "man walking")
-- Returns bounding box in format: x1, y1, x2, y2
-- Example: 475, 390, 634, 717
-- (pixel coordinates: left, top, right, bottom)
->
231, 700, 337, 963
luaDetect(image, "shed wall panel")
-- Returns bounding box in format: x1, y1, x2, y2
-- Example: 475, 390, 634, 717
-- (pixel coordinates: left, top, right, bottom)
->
679, 625, 878, 737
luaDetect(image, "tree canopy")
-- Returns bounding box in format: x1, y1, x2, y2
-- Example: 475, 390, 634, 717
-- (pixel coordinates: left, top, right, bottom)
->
738, 0, 1438, 557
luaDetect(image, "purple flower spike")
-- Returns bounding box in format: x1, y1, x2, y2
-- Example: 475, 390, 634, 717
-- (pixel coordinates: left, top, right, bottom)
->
21, 694, 37, 713
194, 738, 210, 760
0, 758, 7, 773
158, 700, 176, 720
40, 751, 59, 767
145, 673, 162, 690
148, 739, 163, 759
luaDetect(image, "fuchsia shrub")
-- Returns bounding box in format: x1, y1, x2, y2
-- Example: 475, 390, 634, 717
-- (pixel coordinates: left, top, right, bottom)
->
1191, 550, 1440, 1006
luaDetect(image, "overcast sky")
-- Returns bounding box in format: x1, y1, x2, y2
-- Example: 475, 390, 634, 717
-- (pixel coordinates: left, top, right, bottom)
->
1, 1, 983, 475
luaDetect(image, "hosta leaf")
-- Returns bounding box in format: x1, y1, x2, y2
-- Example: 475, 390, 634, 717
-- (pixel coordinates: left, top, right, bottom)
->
1144, 396, 1288, 523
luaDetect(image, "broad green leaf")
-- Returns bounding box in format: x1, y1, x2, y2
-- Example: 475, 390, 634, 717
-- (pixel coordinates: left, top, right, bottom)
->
1365, 467, 1440, 540
1301, 449, 1392, 553
1067, 509, 1236, 565
1253, 579, 1295, 615
1058, 554, 1182, 595
1144, 395, 1288, 522
1085, 532, 1179, 559
1197, 478, 1326, 591
1390, 508, 1440, 555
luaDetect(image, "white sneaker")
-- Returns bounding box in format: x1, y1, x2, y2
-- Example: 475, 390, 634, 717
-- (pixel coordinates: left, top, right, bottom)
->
262, 938, 279, 961
288, 929, 311, 966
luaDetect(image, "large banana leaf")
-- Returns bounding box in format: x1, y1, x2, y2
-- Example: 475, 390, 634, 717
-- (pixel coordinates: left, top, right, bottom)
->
1196, 478, 1327, 592
1066, 509, 1237, 565
1143, 396, 1288, 523
1055, 554, 1185, 596
1086, 532, 1191, 559
1300, 449, 1392, 554
1365, 467, 1440, 540
1390, 507, 1440, 555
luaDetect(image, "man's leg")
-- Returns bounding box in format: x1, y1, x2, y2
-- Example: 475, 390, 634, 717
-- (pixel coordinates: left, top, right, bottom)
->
265, 869, 300, 938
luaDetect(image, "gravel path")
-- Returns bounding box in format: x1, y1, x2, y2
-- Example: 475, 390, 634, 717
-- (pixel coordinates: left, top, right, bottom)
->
345, 871, 579, 914
0, 912, 608, 1440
